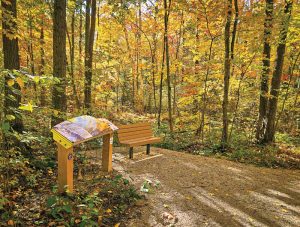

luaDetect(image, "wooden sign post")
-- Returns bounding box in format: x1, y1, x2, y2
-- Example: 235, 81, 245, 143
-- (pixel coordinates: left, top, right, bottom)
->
57, 143, 74, 193
52, 116, 118, 193
102, 133, 113, 172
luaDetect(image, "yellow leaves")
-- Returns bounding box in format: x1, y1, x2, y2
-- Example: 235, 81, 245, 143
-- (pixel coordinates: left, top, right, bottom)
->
185, 196, 192, 200
105, 208, 112, 213
47, 169, 53, 175
6, 115, 15, 121
5, 33, 17, 40
114, 223, 120, 227
98, 215, 103, 225
33, 76, 40, 84
7, 79, 14, 87
19, 102, 33, 112
53, 110, 59, 117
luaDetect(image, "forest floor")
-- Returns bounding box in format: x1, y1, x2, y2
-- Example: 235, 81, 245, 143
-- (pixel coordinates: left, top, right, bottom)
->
112, 146, 300, 227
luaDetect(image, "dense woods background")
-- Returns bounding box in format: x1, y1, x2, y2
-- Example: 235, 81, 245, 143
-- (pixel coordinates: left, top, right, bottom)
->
1, 0, 299, 146
0, 0, 299, 163
0, 0, 299, 225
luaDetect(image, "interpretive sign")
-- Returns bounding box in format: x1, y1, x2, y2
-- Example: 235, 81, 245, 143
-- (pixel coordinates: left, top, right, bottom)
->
51, 115, 118, 193
52, 115, 118, 149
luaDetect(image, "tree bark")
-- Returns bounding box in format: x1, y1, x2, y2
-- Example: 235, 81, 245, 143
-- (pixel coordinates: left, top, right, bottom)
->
164, 0, 173, 133
84, 0, 96, 110
123, 22, 135, 106
221, 0, 232, 149
256, 0, 274, 142
79, 0, 83, 74
196, 1, 214, 140
230, 0, 239, 79
39, 15, 46, 106
51, 0, 67, 127
2, 0, 24, 133
263, 0, 293, 143
67, 7, 81, 109
173, 10, 184, 117
158, 38, 166, 127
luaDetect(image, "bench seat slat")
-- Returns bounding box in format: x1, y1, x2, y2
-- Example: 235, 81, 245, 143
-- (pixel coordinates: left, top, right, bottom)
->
118, 128, 152, 135
118, 126, 152, 134
119, 133, 153, 142
121, 137, 161, 147
117, 122, 151, 130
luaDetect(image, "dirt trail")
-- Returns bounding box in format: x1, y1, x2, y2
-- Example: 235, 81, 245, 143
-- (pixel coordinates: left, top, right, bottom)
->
112, 147, 300, 227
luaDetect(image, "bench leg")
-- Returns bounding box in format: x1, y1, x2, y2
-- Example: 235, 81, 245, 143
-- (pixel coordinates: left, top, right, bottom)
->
146, 144, 150, 155
129, 147, 133, 159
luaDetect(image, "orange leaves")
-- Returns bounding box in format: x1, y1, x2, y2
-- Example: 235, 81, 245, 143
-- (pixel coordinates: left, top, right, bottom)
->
7, 220, 14, 226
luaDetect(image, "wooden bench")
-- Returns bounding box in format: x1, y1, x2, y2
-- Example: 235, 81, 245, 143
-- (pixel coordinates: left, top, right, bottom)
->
117, 122, 161, 159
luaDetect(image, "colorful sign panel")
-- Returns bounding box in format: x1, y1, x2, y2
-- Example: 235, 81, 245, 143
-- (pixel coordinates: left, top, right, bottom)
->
52, 115, 118, 147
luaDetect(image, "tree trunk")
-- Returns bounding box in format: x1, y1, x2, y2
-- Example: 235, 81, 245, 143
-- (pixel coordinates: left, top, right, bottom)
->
230, 0, 239, 78
39, 15, 46, 106
152, 4, 159, 115
275, 52, 300, 129
158, 38, 166, 127
164, 0, 173, 133
84, 0, 96, 110
229, 55, 256, 139
51, 0, 67, 127
2, 0, 24, 133
68, 8, 81, 109
256, 0, 274, 142
173, 10, 184, 117
263, 0, 293, 143
122, 21, 135, 106
221, 0, 232, 149
79, 0, 83, 75
197, 38, 214, 141
136, 0, 143, 112
196, 2, 213, 139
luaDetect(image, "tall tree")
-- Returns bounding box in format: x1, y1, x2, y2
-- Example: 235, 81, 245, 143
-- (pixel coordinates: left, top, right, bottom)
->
67, 1, 81, 109
221, 0, 232, 149
51, 0, 67, 126
84, 0, 97, 110
230, 0, 239, 70
2, 0, 24, 133
263, 0, 293, 143
164, 0, 173, 133
256, 0, 274, 142
39, 12, 46, 106
157, 35, 166, 127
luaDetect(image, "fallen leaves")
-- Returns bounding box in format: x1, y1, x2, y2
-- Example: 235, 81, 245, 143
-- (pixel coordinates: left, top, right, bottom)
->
7, 79, 15, 87
105, 208, 112, 213
7, 220, 14, 226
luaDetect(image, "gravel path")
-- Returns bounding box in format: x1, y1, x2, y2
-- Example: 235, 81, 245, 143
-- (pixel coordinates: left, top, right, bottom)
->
113, 147, 300, 227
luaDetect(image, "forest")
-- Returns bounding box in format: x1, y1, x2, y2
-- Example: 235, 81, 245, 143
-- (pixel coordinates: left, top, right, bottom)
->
0, 0, 299, 226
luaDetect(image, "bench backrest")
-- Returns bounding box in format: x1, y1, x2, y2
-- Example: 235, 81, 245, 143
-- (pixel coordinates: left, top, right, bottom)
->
117, 122, 154, 143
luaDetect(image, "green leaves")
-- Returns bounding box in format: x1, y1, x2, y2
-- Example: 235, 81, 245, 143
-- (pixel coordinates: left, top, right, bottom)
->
46, 196, 57, 208
1, 122, 10, 134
